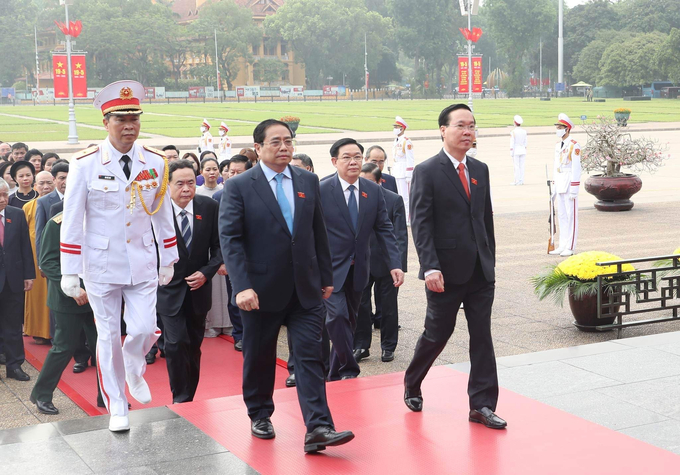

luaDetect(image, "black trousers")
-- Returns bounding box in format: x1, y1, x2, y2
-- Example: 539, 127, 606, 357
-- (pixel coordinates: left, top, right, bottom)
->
241, 290, 333, 432
404, 259, 499, 411
354, 274, 398, 352
0, 282, 25, 372
324, 267, 361, 380
225, 277, 243, 341
288, 324, 331, 377
159, 292, 206, 403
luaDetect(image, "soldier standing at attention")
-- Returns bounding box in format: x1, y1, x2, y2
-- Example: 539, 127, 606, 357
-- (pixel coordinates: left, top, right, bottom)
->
549, 113, 581, 257
217, 122, 232, 162
391, 116, 414, 224
198, 119, 214, 154
509, 115, 527, 185
60, 80, 178, 432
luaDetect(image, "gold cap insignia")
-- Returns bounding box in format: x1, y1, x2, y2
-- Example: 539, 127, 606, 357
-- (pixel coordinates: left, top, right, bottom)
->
120, 87, 134, 100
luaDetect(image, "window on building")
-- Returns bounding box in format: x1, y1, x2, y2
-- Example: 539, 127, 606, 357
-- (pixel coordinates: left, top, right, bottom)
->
264, 37, 277, 56
280, 40, 288, 56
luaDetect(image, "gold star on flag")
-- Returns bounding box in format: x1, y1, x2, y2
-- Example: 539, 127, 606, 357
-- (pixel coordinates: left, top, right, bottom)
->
57, 62, 63, 68
75, 63, 82, 69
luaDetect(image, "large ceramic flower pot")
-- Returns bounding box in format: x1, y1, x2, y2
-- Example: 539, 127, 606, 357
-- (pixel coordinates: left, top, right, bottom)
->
284, 121, 299, 134
567, 287, 618, 332
584, 174, 642, 211
614, 112, 630, 126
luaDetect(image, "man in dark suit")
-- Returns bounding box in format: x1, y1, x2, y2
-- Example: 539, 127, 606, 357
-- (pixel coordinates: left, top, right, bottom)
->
0, 178, 36, 381
157, 160, 222, 403
404, 104, 506, 430
365, 145, 398, 194
220, 119, 354, 453
319, 138, 404, 381
34, 162, 68, 260
353, 163, 407, 363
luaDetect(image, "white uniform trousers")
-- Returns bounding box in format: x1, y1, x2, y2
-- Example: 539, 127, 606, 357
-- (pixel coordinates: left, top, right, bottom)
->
85, 278, 160, 416
396, 177, 411, 224
556, 193, 578, 252
513, 154, 525, 185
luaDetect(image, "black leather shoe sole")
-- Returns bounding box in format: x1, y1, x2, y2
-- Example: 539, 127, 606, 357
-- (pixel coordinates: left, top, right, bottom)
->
73, 363, 87, 373
304, 431, 355, 453
353, 349, 369, 362
285, 375, 296, 388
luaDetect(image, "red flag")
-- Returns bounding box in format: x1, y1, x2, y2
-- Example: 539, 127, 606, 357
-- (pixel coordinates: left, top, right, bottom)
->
54, 21, 69, 35
470, 28, 483, 43
71, 54, 87, 97
471, 56, 483, 93
459, 28, 472, 41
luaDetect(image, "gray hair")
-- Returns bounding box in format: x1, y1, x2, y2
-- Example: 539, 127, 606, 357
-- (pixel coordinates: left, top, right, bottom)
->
365, 145, 387, 160
292, 153, 314, 171
0, 178, 8, 192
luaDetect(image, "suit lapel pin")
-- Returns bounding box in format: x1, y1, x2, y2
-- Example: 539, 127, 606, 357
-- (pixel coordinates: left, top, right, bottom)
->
297, 192, 306, 198
5, 218, 11, 224
471, 178, 478, 185
361, 192, 368, 198
196, 215, 202, 220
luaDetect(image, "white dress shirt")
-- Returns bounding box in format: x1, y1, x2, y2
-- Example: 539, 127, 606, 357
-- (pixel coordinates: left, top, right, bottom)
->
0, 208, 4, 226
172, 199, 194, 236
260, 161, 295, 216
338, 176, 360, 211
56, 190, 64, 201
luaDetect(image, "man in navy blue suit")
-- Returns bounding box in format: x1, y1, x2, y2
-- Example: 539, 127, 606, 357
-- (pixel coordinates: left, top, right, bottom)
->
219, 119, 354, 453
365, 145, 398, 193
319, 138, 404, 381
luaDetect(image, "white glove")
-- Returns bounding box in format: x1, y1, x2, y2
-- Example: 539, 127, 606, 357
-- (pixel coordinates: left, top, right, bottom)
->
569, 194, 577, 201
158, 265, 174, 286
61, 274, 81, 298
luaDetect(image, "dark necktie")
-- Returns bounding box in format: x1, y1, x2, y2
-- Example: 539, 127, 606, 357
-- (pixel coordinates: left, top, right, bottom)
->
180, 209, 192, 252
458, 163, 470, 199
347, 184, 358, 231
121, 155, 131, 180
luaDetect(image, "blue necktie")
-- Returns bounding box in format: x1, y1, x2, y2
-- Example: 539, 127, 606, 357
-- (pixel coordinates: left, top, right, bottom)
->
275, 173, 293, 234
180, 209, 192, 252
347, 184, 358, 231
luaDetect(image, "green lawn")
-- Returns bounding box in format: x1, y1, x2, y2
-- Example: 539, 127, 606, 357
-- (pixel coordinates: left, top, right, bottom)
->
1, 97, 678, 142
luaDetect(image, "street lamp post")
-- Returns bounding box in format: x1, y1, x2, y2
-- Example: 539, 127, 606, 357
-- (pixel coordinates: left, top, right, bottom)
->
466, 0, 473, 111
558, 0, 564, 96
62, 0, 78, 144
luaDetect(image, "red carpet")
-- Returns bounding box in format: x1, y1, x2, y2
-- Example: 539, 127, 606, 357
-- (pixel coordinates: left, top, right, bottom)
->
170, 366, 680, 475
23, 335, 290, 416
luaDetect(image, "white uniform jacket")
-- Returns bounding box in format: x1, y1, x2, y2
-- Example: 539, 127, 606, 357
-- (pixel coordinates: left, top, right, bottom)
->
510, 127, 527, 156
199, 131, 214, 153
392, 135, 415, 179
554, 138, 582, 195
218, 135, 232, 161
60, 138, 179, 285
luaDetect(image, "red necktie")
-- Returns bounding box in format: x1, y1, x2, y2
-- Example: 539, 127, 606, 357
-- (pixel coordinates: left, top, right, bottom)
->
0, 216, 4, 246
458, 163, 470, 199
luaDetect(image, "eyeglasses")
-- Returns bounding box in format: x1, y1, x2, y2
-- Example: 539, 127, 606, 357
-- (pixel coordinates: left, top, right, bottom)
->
445, 124, 476, 132
262, 139, 295, 149
337, 156, 363, 163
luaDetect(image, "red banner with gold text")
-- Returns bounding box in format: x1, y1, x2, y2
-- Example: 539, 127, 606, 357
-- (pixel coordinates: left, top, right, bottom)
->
53, 54, 68, 98
71, 55, 87, 98
458, 56, 469, 94
52, 54, 87, 98
472, 56, 483, 93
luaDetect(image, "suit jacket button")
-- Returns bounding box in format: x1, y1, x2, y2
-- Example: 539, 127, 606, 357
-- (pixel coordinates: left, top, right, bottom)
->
126, 222, 131, 227
291, 240, 295, 245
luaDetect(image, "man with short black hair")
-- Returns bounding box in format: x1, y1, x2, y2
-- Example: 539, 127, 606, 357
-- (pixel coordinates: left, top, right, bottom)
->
291, 153, 314, 173
36, 162, 69, 261
162, 145, 180, 162
10, 142, 28, 162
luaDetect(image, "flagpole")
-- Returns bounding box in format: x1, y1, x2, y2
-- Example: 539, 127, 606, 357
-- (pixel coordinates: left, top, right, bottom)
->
214, 29, 220, 95
34, 26, 40, 103
64, 0, 78, 144
467, 0, 473, 111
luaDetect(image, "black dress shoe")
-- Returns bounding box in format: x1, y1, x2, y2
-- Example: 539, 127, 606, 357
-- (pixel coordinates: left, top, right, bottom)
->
469, 407, 507, 429
304, 425, 355, 453
7, 368, 30, 381
285, 373, 296, 387
353, 348, 369, 362
381, 350, 394, 362
404, 390, 423, 412
251, 418, 275, 439
234, 340, 243, 352
145, 352, 156, 365
0, 354, 6, 365
30, 395, 59, 415
73, 362, 88, 373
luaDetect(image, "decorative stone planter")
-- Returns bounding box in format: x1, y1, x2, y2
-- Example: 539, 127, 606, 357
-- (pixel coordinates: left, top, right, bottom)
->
568, 288, 618, 332
283, 121, 299, 134
614, 111, 630, 126
584, 174, 642, 211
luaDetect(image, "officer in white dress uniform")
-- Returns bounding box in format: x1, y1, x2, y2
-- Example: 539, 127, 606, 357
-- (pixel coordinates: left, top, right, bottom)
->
549, 113, 581, 257
60, 80, 178, 432
217, 122, 232, 162
391, 116, 414, 223
198, 119, 214, 154
510, 115, 527, 185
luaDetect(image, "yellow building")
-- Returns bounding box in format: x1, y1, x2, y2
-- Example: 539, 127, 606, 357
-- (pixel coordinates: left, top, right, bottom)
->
167, 0, 306, 87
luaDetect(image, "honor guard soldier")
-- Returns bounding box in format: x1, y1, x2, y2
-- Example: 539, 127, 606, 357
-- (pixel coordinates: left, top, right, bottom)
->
549, 113, 581, 257
217, 122, 232, 162
510, 115, 527, 185
198, 118, 214, 154
60, 80, 179, 432
391, 116, 414, 223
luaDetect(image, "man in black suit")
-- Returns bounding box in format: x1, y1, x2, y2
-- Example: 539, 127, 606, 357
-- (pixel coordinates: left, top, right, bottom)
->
365, 145, 398, 193
0, 178, 36, 381
157, 160, 222, 403
353, 163, 407, 363
35, 162, 68, 260
319, 138, 404, 381
404, 104, 506, 429
220, 119, 354, 453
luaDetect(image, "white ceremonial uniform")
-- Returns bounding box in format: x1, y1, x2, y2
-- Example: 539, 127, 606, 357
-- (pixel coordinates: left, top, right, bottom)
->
60, 138, 178, 417
392, 134, 414, 222
198, 131, 214, 153
553, 138, 581, 253
218, 135, 232, 161
510, 126, 527, 184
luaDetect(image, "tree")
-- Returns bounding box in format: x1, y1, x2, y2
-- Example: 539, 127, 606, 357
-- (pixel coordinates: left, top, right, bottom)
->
571, 32, 617, 85
254, 58, 288, 86
619, 0, 680, 34
266, 0, 393, 89
564, 0, 621, 69
655, 28, 680, 84
191, 0, 260, 90
597, 32, 667, 86
0, 0, 38, 87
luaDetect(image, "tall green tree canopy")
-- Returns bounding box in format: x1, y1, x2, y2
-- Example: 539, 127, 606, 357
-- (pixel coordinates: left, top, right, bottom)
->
655, 28, 680, 85
597, 31, 667, 86
0, 0, 38, 86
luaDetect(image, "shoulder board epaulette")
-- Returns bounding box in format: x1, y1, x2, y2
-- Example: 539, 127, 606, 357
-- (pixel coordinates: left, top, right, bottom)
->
52, 212, 63, 224
143, 145, 166, 157
72, 145, 99, 160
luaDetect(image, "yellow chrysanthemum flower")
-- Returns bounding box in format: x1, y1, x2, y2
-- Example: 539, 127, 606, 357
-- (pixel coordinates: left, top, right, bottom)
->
557, 251, 635, 281
673, 247, 680, 255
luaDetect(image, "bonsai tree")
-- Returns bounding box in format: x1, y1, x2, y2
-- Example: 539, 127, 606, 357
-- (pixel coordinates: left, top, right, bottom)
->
581, 116, 670, 177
